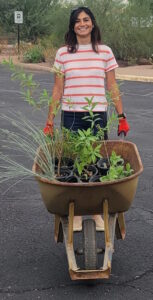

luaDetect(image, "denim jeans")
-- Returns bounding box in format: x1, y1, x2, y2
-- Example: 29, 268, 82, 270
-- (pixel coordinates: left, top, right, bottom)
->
61, 111, 108, 139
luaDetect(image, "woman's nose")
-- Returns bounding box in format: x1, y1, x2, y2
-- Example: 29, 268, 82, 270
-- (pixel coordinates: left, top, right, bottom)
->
80, 20, 85, 26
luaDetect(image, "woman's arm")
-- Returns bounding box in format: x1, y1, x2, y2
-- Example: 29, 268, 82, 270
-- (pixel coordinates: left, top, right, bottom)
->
106, 69, 123, 114
106, 69, 130, 136
47, 74, 64, 125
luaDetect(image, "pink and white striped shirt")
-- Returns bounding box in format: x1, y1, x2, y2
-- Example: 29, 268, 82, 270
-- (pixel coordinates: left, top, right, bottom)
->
53, 44, 118, 112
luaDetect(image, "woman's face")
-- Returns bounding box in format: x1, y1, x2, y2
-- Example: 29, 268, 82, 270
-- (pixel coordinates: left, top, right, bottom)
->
74, 11, 93, 40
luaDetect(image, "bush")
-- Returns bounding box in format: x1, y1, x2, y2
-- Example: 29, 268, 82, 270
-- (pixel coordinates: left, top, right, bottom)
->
14, 41, 33, 56
39, 36, 57, 63
23, 46, 45, 63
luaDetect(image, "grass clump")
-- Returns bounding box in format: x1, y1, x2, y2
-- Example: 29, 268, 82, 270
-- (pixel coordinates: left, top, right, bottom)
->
0, 112, 55, 185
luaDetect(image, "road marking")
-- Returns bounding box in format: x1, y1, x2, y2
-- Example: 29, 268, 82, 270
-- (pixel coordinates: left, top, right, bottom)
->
143, 92, 153, 96
0, 89, 22, 94
125, 92, 153, 97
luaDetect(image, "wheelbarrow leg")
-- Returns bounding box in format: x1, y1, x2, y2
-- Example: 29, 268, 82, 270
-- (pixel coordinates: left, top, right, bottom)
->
54, 214, 63, 243
68, 202, 74, 245
103, 199, 117, 272
116, 213, 126, 240
61, 202, 79, 274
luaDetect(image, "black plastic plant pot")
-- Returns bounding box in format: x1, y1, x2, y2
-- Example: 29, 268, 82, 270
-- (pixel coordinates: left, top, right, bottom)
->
55, 167, 72, 182
65, 175, 80, 183
74, 165, 98, 183
97, 158, 110, 176
87, 165, 98, 176
89, 174, 101, 182
62, 157, 74, 169
116, 158, 124, 166
55, 157, 74, 170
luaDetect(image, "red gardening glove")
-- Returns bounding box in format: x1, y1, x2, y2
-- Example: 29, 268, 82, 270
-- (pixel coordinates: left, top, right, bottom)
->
43, 122, 54, 137
118, 117, 130, 136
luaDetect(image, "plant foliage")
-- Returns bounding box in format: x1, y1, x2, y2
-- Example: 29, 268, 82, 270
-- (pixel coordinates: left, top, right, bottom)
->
1, 60, 134, 185
100, 151, 133, 181
23, 46, 45, 63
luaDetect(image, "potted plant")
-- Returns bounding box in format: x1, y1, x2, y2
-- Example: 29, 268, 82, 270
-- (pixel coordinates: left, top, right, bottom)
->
1, 59, 133, 185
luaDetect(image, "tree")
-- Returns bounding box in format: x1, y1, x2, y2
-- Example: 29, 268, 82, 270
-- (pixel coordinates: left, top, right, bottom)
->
0, 0, 59, 41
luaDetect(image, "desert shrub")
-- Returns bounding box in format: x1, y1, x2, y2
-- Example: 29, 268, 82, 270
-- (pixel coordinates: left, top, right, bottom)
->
23, 46, 45, 63
39, 36, 57, 63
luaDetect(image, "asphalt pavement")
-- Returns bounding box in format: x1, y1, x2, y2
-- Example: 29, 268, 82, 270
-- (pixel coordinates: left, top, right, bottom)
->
0, 65, 153, 300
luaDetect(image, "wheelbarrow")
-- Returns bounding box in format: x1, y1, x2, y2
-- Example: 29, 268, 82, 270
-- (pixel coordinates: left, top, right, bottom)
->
32, 140, 143, 280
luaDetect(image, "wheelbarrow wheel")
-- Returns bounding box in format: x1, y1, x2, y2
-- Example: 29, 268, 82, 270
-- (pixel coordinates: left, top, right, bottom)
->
83, 219, 97, 270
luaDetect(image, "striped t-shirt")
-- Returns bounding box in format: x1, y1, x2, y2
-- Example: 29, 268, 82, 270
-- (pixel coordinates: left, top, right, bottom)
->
53, 44, 118, 112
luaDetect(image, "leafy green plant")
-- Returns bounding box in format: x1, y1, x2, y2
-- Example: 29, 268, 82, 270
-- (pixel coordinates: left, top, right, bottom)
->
109, 150, 124, 166
73, 128, 102, 176
23, 46, 45, 63
52, 65, 64, 78
82, 96, 101, 130
2, 58, 60, 115
100, 151, 133, 182
62, 127, 77, 160
1, 60, 134, 184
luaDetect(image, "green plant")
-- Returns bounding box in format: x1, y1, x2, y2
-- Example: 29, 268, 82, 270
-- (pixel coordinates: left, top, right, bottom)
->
82, 96, 101, 130
39, 36, 57, 63
23, 46, 45, 63
2, 59, 61, 115
100, 151, 133, 182
1, 60, 134, 184
62, 127, 77, 160
0, 112, 55, 186
55, 94, 119, 177
73, 128, 102, 176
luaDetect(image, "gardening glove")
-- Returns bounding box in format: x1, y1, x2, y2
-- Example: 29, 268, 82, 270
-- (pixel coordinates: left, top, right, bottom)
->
118, 113, 130, 136
43, 122, 54, 137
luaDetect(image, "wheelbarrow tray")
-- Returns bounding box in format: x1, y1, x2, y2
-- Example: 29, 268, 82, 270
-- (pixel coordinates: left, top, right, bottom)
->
33, 140, 143, 216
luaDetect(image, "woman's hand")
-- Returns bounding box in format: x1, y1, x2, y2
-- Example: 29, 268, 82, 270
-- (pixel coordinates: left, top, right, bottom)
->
43, 122, 54, 137
118, 115, 130, 136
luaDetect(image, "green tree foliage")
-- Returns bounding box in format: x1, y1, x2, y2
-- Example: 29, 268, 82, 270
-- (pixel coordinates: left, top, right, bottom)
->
119, 0, 153, 59
79, 0, 153, 60
0, 0, 59, 41
0, 0, 153, 60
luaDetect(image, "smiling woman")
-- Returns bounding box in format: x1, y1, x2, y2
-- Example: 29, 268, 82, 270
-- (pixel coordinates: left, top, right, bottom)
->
43, 6, 130, 231
45, 6, 129, 134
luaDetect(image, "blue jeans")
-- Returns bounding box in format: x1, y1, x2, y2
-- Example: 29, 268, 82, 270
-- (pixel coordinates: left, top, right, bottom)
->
61, 111, 108, 139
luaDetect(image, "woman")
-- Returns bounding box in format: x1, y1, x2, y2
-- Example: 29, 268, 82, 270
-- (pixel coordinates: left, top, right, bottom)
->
44, 6, 130, 230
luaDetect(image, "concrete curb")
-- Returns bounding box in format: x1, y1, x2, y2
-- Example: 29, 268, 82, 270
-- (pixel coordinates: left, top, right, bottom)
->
116, 74, 153, 83
9, 61, 52, 73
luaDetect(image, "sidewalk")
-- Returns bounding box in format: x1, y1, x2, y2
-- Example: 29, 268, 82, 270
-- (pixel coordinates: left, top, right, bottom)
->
116, 64, 153, 83
1, 54, 153, 82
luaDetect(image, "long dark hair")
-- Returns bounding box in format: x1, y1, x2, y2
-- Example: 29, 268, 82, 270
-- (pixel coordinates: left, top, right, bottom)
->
65, 7, 102, 53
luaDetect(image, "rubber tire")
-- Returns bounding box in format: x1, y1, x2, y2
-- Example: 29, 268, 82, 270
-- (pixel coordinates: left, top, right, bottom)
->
83, 219, 97, 270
